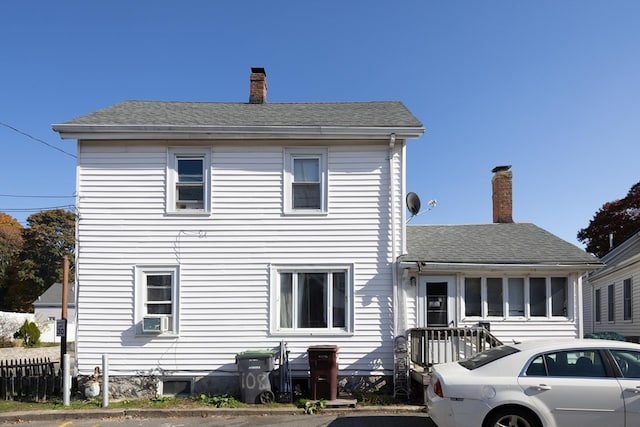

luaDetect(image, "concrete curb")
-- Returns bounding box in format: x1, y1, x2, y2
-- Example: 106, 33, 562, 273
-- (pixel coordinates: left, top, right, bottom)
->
0, 405, 426, 423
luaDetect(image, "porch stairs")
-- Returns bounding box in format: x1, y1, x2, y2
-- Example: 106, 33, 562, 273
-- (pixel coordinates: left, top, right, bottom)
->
407, 327, 503, 404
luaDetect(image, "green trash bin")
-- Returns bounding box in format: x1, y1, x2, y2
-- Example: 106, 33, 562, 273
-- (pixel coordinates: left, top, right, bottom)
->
236, 351, 275, 404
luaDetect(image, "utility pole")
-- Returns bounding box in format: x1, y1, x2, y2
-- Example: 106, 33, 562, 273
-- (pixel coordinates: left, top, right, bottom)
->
61, 256, 69, 361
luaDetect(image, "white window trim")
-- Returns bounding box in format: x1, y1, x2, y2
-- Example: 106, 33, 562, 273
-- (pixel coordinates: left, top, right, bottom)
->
167, 147, 211, 215
135, 265, 180, 337
270, 264, 353, 336
283, 148, 328, 215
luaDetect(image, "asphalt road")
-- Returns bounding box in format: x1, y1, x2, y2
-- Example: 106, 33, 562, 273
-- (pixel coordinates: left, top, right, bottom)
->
6, 413, 435, 427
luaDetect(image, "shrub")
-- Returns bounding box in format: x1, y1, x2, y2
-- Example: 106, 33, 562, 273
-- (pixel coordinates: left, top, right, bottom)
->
13, 320, 41, 347
584, 332, 627, 342
197, 394, 244, 408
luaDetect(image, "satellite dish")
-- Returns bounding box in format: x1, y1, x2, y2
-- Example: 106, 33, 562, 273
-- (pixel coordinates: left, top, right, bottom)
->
406, 192, 421, 216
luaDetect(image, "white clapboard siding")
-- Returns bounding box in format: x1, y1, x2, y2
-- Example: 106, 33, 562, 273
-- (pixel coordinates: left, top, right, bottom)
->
74, 140, 405, 377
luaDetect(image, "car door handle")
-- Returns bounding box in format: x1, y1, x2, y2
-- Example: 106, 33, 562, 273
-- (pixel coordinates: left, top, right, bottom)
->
624, 387, 640, 394
535, 384, 552, 391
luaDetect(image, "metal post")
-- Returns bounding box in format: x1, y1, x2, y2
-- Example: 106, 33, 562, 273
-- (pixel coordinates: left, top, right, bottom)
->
63, 354, 70, 406
102, 354, 109, 407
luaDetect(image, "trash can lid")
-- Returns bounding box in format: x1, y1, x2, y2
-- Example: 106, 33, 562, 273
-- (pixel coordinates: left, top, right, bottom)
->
307, 345, 338, 351
236, 350, 275, 360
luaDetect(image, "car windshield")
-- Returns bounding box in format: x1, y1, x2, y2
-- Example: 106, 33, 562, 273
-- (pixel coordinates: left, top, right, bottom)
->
459, 345, 520, 370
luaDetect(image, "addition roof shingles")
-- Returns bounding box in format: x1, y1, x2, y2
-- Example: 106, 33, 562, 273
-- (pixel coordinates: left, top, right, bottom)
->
59, 100, 424, 128
404, 223, 602, 266
33, 283, 75, 307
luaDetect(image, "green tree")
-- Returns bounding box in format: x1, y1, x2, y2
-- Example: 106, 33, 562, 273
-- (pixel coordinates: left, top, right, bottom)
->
9, 209, 75, 311
577, 181, 640, 257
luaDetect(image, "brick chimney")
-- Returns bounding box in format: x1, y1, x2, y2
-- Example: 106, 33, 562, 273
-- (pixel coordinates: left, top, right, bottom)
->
492, 165, 513, 223
249, 67, 267, 104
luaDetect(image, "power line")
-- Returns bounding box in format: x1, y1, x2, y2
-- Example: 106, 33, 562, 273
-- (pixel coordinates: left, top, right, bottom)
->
0, 121, 76, 159
0, 194, 74, 199
1, 205, 75, 213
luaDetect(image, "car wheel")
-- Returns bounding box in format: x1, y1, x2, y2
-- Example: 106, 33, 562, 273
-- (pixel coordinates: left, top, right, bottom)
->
484, 407, 541, 427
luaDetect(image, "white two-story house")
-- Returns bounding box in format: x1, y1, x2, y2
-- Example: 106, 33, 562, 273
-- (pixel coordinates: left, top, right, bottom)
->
53, 68, 425, 398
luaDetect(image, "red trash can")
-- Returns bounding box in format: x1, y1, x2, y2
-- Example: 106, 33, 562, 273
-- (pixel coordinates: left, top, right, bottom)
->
307, 345, 338, 400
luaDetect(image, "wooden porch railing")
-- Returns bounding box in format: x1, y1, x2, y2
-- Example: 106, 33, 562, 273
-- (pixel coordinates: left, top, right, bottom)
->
408, 327, 503, 368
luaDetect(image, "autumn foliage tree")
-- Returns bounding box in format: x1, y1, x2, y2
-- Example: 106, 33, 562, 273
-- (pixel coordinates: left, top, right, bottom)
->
0, 213, 23, 279
577, 181, 640, 258
0, 209, 75, 312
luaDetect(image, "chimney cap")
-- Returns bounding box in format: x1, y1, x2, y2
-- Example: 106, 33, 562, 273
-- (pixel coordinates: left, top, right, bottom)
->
492, 165, 512, 173
251, 67, 266, 75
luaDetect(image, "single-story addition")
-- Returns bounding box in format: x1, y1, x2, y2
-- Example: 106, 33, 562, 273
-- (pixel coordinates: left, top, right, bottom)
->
583, 231, 640, 342
33, 282, 76, 343
400, 167, 603, 354
52, 68, 425, 398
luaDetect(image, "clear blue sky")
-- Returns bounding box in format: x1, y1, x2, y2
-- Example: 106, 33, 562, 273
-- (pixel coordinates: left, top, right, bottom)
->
1, 1, 639, 248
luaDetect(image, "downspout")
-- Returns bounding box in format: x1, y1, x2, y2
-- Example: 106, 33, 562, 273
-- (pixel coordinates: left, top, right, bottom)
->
389, 134, 398, 337
577, 273, 584, 338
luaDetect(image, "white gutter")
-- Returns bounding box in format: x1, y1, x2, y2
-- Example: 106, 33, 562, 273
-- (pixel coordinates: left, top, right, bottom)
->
398, 261, 603, 272
51, 125, 425, 141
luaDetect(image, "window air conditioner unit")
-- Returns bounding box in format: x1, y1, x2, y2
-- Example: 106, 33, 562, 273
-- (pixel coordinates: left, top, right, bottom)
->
142, 316, 169, 333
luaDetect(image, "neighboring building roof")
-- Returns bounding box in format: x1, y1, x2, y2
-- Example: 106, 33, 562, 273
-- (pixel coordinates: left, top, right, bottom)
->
52, 100, 425, 140
33, 283, 75, 308
402, 223, 602, 268
589, 230, 640, 281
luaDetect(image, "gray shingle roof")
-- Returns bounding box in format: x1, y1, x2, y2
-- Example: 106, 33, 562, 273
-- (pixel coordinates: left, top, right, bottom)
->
33, 283, 75, 307
403, 223, 602, 266
57, 100, 423, 128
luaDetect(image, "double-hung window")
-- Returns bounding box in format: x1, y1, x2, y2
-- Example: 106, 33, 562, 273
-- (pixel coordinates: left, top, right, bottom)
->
273, 266, 351, 333
608, 284, 615, 322
136, 266, 179, 335
624, 278, 632, 321
284, 149, 327, 214
167, 148, 210, 213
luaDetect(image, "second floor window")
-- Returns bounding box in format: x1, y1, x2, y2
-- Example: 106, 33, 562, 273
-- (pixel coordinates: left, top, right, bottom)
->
284, 149, 327, 214
176, 157, 204, 210
167, 148, 210, 214
293, 157, 321, 209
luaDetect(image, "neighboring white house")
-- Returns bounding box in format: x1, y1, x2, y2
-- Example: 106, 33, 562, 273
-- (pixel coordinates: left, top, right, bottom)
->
33, 283, 76, 343
583, 231, 640, 341
52, 68, 425, 396
400, 167, 603, 344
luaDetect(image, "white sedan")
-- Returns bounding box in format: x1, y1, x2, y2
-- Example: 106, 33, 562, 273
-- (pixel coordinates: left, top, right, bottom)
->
427, 339, 640, 427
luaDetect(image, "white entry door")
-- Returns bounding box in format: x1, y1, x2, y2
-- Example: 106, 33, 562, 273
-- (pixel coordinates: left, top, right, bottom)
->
417, 276, 456, 328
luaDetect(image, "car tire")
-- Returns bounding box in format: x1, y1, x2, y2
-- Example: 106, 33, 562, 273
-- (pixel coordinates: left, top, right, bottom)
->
483, 406, 541, 427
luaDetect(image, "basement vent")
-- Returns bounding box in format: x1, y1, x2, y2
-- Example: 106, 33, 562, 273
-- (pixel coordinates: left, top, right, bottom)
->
161, 379, 192, 396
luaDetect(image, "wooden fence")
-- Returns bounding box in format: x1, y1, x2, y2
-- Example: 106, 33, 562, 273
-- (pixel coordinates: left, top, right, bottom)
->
0, 358, 60, 401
